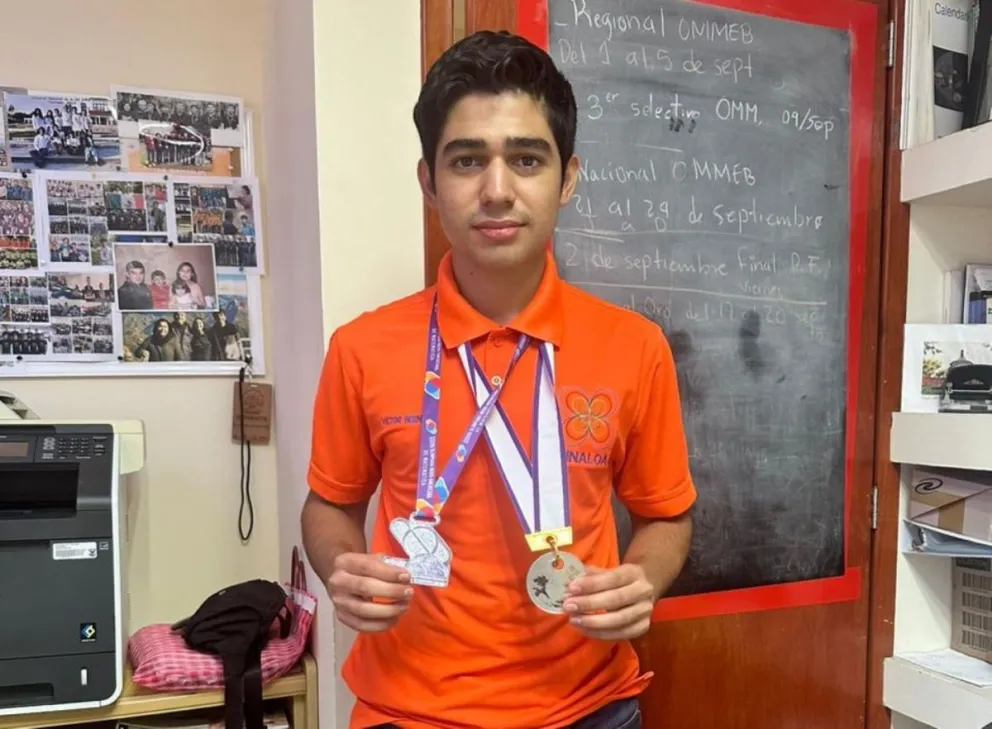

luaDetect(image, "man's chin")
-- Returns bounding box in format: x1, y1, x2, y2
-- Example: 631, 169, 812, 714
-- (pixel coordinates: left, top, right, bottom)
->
464, 237, 545, 268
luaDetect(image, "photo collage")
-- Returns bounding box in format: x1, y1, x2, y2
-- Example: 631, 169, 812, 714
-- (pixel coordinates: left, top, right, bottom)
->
0, 85, 262, 372
0, 174, 38, 270
0, 274, 50, 358
174, 181, 257, 269
48, 273, 115, 357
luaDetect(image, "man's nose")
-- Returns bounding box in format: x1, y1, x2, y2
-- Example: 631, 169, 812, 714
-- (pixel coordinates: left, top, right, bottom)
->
480, 159, 515, 207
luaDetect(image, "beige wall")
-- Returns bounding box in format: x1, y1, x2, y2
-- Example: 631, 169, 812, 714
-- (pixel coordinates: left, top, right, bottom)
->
267, 1, 426, 726
0, 0, 280, 629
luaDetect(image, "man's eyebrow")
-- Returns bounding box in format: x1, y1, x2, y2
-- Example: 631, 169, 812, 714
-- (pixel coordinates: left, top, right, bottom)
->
440, 136, 553, 156
441, 138, 486, 156
505, 136, 553, 152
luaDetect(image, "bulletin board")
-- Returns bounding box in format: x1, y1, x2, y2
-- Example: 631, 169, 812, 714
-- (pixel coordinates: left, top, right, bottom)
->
0, 85, 267, 377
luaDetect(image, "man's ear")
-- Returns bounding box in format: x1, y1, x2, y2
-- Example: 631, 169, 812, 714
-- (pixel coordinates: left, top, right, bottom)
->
558, 154, 580, 207
418, 159, 437, 207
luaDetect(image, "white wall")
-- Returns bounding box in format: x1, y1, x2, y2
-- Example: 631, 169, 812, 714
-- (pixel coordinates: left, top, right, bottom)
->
268, 1, 425, 727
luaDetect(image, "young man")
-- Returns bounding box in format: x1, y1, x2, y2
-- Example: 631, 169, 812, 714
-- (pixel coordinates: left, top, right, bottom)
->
303, 30, 695, 729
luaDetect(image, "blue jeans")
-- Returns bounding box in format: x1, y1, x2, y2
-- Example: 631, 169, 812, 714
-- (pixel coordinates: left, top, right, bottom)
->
373, 697, 641, 729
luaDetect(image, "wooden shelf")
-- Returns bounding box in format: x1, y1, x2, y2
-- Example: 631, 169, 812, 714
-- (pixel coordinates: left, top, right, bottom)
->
890, 412, 992, 471
901, 123, 992, 207
883, 655, 992, 729
0, 653, 316, 729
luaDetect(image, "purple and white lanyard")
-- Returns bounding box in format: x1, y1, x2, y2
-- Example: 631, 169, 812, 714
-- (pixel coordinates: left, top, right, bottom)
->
408, 296, 571, 554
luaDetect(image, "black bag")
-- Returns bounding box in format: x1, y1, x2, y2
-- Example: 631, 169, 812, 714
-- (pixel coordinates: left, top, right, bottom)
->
172, 579, 292, 729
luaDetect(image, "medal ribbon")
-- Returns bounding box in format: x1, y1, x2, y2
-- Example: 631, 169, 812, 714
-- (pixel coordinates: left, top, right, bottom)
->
458, 341, 571, 551
414, 296, 572, 551
414, 297, 528, 522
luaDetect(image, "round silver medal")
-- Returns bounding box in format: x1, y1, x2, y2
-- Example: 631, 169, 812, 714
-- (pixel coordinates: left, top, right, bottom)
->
526, 551, 585, 614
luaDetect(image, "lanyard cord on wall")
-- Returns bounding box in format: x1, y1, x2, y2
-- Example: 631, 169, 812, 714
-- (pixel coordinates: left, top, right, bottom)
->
238, 364, 254, 542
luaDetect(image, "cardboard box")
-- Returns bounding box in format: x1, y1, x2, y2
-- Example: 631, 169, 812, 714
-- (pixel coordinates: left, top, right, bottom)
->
952, 558, 992, 662
909, 467, 992, 543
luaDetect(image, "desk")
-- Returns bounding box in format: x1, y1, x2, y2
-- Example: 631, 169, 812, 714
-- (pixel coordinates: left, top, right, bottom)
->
0, 653, 317, 729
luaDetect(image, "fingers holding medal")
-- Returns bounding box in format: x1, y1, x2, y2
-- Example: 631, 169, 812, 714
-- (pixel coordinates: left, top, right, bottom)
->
561, 563, 656, 641
328, 552, 415, 633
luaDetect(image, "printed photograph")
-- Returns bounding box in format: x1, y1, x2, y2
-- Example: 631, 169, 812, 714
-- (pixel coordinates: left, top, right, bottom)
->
114, 87, 242, 136
4, 92, 120, 171
174, 180, 259, 269
121, 274, 251, 363
47, 272, 115, 358
918, 340, 992, 396
114, 241, 217, 312
0, 87, 26, 170
0, 274, 50, 325
114, 87, 244, 175
45, 177, 169, 267
103, 180, 168, 233
0, 326, 50, 358
0, 174, 37, 270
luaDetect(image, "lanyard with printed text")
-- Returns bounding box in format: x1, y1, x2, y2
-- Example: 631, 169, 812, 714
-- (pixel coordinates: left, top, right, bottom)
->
413, 296, 529, 522
384, 295, 575, 591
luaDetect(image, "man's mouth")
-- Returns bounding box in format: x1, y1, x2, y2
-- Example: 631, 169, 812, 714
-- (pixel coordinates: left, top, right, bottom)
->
473, 220, 524, 241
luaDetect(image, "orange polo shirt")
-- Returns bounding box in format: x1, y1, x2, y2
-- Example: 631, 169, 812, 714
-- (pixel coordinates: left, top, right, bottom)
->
308, 250, 695, 729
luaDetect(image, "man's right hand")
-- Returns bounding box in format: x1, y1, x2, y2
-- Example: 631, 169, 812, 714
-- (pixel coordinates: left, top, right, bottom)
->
327, 552, 413, 633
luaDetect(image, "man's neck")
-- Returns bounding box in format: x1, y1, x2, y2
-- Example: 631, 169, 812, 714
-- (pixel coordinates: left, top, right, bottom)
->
450, 253, 546, 326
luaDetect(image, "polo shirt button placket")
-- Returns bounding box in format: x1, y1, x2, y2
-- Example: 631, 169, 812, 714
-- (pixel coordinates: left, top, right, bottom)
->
491, 374, 503, 387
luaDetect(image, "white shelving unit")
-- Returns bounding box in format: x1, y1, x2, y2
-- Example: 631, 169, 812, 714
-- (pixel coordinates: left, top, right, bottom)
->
885, 114, 992, 728
901, 122, 992, 207
890, 413, 992, 471
884, 656, 992, 729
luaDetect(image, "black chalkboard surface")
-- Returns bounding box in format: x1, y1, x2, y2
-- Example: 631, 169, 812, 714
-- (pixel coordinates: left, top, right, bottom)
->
550, 0, 852, 596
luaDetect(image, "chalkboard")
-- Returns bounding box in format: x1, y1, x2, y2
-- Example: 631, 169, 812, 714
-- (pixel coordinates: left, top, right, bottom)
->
549, 0, 852, 596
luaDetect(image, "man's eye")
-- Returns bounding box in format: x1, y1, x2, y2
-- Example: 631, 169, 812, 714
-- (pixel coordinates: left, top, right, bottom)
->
516, 155, 541, 169
452, 156, 480, 169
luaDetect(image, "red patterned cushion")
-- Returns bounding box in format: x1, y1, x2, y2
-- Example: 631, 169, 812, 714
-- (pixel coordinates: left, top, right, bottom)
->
128, 585, 315, 691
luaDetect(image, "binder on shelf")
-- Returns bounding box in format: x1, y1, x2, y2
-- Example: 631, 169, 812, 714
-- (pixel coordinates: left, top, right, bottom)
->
906, 520, 992, 556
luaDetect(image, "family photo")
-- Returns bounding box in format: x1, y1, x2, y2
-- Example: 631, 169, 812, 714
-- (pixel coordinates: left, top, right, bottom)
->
48, 272, 115, 357
114, 241, 217, 312
4, 92, 121, 171
121, 272, 253, 364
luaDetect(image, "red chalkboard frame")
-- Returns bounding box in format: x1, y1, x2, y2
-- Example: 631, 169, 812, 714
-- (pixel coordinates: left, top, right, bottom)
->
516, 0, 879, 622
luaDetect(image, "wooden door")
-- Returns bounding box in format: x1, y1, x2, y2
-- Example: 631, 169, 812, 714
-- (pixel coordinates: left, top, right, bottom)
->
421, 1, 893, 726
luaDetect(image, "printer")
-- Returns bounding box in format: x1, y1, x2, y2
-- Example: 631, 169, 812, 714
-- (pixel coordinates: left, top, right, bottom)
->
0, 390, 145, 717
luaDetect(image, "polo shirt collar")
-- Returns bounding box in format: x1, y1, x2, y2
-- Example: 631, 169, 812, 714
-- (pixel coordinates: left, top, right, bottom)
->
435, 249, 564, 349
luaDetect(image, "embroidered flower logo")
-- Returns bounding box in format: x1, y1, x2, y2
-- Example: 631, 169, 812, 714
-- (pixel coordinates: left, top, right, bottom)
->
563, 390, 614, 445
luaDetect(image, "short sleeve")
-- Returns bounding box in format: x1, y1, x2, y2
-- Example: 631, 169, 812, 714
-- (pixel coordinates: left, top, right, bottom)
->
615, 329, 696, 518
307, 327, 381, 504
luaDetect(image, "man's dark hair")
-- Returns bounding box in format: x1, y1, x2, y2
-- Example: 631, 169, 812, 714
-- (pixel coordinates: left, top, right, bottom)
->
413, 30, 577, 184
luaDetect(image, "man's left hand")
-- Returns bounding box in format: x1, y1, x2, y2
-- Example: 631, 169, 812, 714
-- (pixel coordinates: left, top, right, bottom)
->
561, 563, 656, 641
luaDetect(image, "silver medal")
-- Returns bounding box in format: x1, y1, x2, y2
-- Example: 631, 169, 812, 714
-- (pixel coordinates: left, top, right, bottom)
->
385, 517, 452, 588
526, 551, 585, 614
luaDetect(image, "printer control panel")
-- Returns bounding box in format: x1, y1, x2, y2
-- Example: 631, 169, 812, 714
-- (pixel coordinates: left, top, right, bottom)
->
39, 434, 110, 462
